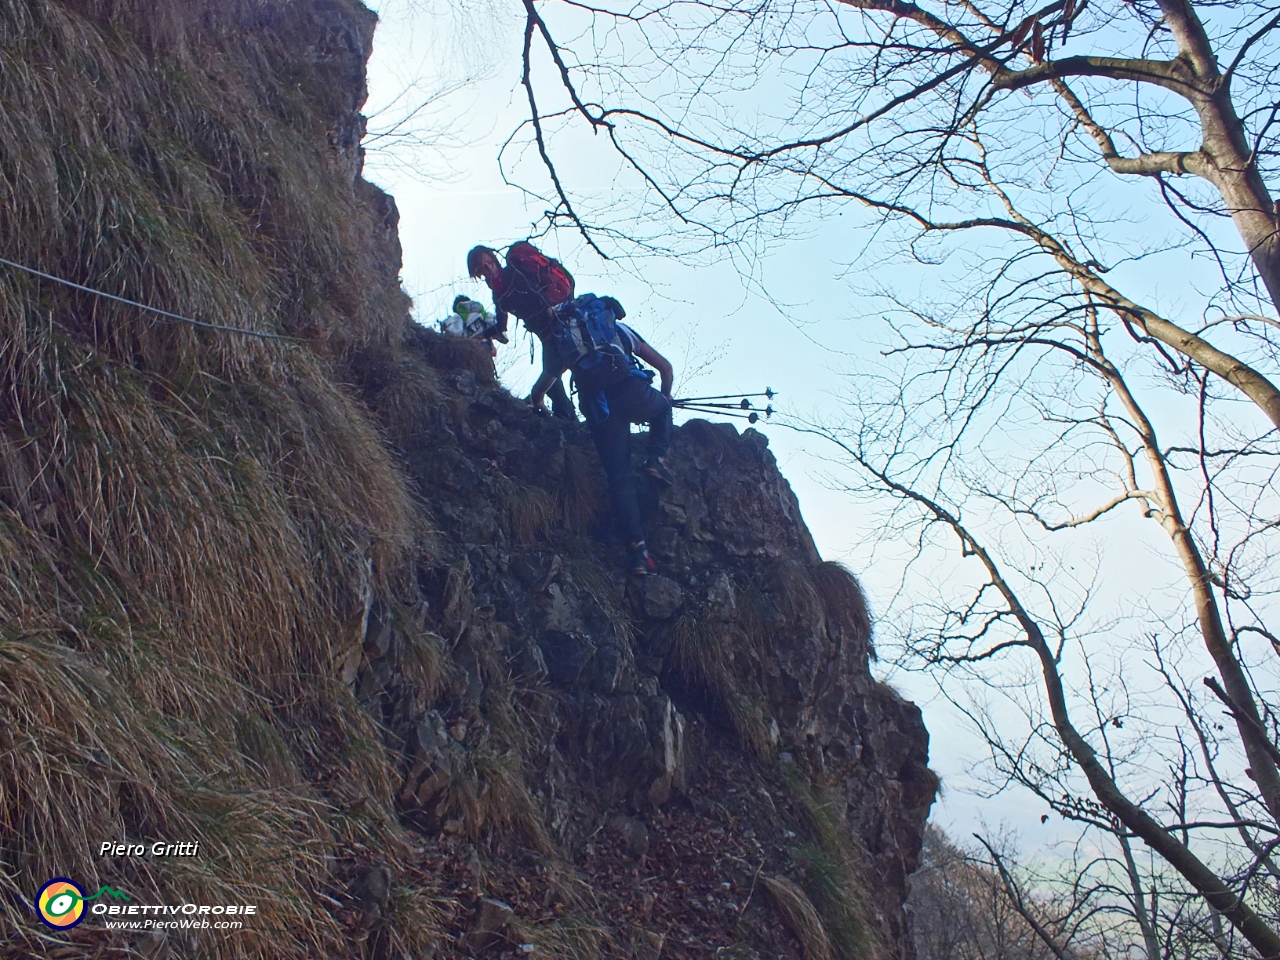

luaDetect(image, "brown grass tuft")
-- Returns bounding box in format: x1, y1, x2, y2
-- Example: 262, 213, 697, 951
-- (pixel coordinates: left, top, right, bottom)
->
431, 748, 549, 849
670, 597, 776, 759
500, 477, 559, 545
813, 561, 873, 658
763, 875, 833, 960
519, 913, 615, 960
785, 773, 884, 960
0, 0, 427, 954
771, 560, 826, 631
559, 445, 605, 532
407, 327, 497, 381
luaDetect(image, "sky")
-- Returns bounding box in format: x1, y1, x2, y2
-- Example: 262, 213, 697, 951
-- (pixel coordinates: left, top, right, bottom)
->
354, 0, 1272, 854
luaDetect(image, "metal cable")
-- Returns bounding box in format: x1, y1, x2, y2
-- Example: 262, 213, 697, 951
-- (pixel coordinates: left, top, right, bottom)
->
0, 255, 307, 343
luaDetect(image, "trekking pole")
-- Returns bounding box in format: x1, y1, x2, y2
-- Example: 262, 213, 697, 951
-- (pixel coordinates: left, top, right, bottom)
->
675, 407, 773, 419
673, 388, 776, 404
672, 402, 774, 424
678, 408, 762, 422
672, 400, 750, 411
672, 399, 774, 411
672, 400, 775, 414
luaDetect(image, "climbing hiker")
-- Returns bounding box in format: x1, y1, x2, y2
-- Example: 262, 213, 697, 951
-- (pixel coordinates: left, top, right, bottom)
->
467, 241, 576, 420
528, 294, 675, 577
439, 294, 500, 339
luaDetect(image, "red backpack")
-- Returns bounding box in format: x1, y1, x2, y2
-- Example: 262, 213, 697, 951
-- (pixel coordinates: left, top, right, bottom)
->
506, 241, 575, 307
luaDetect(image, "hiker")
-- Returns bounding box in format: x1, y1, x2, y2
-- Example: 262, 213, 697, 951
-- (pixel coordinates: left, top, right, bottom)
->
467, 242, 576, 421
438, 295, 502, 356
528, 294, 675, 577
439, 294, 499, 340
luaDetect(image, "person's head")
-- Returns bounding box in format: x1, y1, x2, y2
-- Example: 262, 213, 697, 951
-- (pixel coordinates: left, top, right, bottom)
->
452, 294, 471, 313
466, 245, 501, 285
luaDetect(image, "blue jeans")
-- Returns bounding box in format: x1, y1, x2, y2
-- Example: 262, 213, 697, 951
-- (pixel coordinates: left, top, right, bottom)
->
587, 377, 673, 545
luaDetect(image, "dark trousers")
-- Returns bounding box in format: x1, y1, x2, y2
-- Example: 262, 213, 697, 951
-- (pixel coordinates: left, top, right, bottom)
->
548, 376, 575, 421
588, 377, 673, 545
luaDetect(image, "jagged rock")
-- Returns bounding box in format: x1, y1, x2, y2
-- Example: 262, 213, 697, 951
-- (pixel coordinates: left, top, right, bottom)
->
539, 631, 594, 686
363, 604, 394, 659
511, 634, 549, 682
539, 582, 580, 633
355, 664, 383, 703
510, 555, 546, 585
413, 711, 449, 761
350, 866, 391, 908
374, 370, 935, 953
705, 571, 737, 620
335, 643, 362, 686
464, 898, 514, 952
638, 575, 683, 620
635, 929, 665, 960
608, 813, 651, 859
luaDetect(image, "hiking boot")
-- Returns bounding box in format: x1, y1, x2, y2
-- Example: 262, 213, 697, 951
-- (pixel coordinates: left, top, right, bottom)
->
628, 541, 658, 577
645, 457, 675, 488
492, 330, 510, 345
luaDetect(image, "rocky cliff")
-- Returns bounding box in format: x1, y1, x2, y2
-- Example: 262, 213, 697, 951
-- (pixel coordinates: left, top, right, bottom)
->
0, 2, 934, 959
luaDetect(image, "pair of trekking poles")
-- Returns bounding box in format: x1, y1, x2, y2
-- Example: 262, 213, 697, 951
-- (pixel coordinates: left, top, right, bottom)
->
671, 388, 776, 424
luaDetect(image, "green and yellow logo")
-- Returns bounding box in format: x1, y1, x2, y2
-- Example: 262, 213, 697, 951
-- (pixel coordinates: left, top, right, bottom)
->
35, 878, 130, 929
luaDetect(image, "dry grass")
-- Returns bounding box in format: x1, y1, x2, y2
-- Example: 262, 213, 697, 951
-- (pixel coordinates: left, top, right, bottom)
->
670, 599, 776, 758
763, 875, 833, 960
518, 913, 615, 960
668, 561, 868, 763
394, 566, 556, 853
397, 625, 458, 708
431, 748, 549, 849
499, 477, 559, 546
439, 560, 475, 637
371, 881, 458, 959
785, 773, 884, 960
373, 358, 445, 447
565, 555, 635, 645
771, 560, 826, 631
559, 445, 605, 533
408, 327, 497, 381
0, 0, 428, 954
813, 561, 873, 659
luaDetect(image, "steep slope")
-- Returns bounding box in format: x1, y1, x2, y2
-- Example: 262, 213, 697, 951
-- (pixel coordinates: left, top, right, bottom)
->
369, 337, 937, 958
0, 2, 935, 959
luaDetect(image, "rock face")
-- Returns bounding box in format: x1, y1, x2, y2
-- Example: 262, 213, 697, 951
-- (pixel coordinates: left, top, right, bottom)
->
358, 328, 938, 957
0, 1, 934, 957
255, 0, 939, 950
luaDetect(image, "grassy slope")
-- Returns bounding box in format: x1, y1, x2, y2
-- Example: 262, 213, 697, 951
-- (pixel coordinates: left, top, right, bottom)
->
0, 1, 439, 955
0, 3, 932, 958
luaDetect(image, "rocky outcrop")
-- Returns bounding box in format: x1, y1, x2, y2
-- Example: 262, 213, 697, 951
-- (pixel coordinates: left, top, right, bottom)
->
272, 1, 939, 946
352, 329, 938, 957
0, 1, 933, 957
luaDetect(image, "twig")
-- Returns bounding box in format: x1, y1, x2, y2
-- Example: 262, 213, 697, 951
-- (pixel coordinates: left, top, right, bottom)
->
1203, 677, 1280, 768
736, 857, 766, 921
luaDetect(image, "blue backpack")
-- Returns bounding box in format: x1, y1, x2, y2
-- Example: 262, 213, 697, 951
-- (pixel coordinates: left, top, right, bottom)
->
550, 294, 637, 393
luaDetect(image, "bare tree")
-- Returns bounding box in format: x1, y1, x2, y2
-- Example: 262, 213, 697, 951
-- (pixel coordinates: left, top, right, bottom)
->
494, 1, 1280, 956
910, 825, 1075, 960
